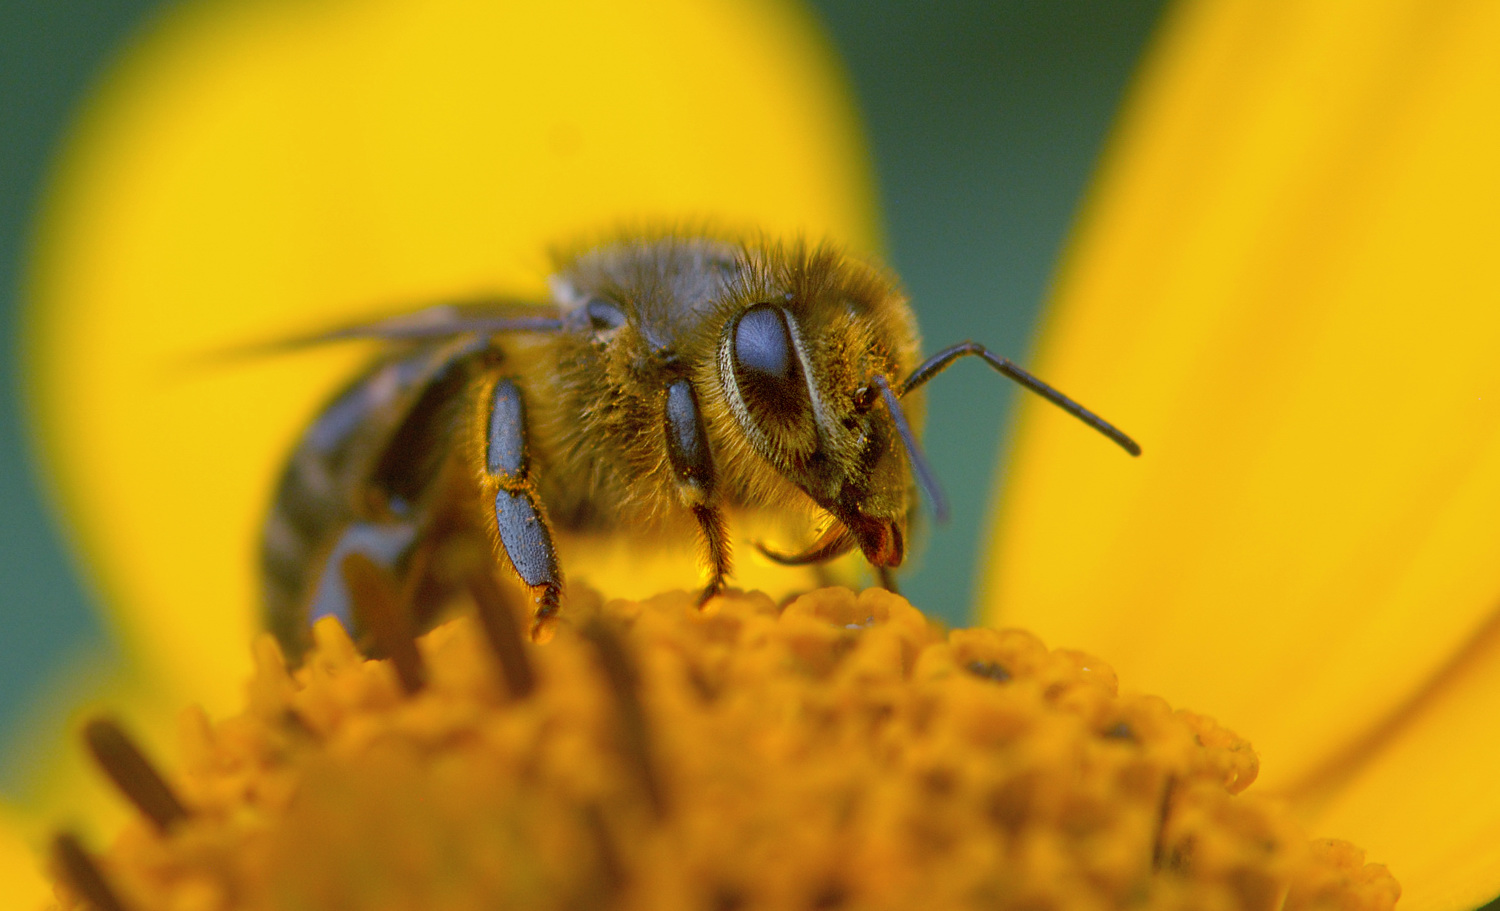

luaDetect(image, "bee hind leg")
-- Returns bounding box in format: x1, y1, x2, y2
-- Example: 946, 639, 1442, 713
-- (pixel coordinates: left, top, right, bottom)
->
492, 489, 562, 634
482, 376, 562, 639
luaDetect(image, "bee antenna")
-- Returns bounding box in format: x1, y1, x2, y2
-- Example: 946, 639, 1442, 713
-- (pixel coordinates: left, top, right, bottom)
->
870, 375, 950, 523
898, 342, 1141, 457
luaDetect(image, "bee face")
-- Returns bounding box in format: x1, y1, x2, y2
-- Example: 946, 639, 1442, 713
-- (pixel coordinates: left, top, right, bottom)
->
715, 244, 919, 567
259, 232, 1137, 657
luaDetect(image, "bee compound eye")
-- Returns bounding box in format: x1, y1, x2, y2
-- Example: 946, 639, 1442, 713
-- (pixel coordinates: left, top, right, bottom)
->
731, 304, 809, 424
585, 298, 628, 332
732, 304, 795, 384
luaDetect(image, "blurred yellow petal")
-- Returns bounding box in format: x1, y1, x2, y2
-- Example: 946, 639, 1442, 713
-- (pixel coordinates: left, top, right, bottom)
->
1308, 612, 1500, 911
24, 0, 875, 726
986, 1, 1500, 908
1, 649, 203, 873
0, 807, 49, 910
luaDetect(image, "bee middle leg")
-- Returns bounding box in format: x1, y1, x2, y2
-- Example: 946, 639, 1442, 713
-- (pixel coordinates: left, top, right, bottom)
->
663, 379, 730, 604
691, 504, 731, 603
481, 376, 562, 635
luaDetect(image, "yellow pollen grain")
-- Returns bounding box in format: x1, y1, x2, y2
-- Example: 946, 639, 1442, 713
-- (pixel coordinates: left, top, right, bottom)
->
49, 587, 1399, 911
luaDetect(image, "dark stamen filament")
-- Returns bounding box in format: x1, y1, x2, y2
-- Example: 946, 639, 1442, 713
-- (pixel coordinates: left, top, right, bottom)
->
341, 552, 427, 695
281, 707, 320, 739
82, 717, 190, 833
581, 802, 626, 893
580, 618, 668, 819
467, 569, 537, 699
51, 832, 128, 911
1152, 775, 1177, 869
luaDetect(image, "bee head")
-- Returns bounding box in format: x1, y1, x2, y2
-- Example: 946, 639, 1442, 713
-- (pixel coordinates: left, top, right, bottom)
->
716, 246, 926, 567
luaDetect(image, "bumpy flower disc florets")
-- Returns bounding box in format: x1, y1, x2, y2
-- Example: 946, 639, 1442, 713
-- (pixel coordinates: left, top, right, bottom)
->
51, 587, 1398, 911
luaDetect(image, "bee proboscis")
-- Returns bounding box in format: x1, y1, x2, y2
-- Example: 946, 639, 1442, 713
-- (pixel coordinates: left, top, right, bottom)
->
259, 233, 1139, 658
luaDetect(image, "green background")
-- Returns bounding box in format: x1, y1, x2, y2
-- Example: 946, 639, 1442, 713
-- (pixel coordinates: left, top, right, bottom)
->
0, 0, 1166, 735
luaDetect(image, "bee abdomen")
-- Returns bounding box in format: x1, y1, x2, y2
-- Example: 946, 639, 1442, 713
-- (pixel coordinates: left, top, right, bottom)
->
261, 450, 347, 650
260, 345, 474, 654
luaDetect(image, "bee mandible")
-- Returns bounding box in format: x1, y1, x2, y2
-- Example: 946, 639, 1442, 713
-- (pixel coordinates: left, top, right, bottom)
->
259, 234, 1140, 658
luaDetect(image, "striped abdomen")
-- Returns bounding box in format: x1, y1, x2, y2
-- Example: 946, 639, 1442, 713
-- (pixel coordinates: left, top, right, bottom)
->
260, 339, 487, 655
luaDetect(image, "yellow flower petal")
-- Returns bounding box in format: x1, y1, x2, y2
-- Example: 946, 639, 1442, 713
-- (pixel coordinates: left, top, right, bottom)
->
0, 807, 49, 910
986, 1, 1500, 908
25, 0, 876, 724
1307, 613, 1500, 911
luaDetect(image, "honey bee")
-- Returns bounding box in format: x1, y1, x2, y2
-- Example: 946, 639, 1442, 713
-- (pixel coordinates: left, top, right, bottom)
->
260, 233, 1139, 658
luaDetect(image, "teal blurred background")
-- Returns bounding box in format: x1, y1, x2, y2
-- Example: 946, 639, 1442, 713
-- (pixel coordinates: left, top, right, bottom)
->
0, 1, 1166, 737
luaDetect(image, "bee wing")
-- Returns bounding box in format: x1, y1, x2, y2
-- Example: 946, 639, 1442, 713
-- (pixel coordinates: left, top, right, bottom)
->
196, 298, 566, 366
277, 300, 567, 346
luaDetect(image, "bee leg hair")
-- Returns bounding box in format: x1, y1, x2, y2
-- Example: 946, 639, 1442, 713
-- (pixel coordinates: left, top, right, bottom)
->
662, 378, 730, 604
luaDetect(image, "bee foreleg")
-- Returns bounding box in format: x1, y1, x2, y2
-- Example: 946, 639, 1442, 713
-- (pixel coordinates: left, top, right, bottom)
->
663, 379, 730, 604
482, 376, 562, 636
